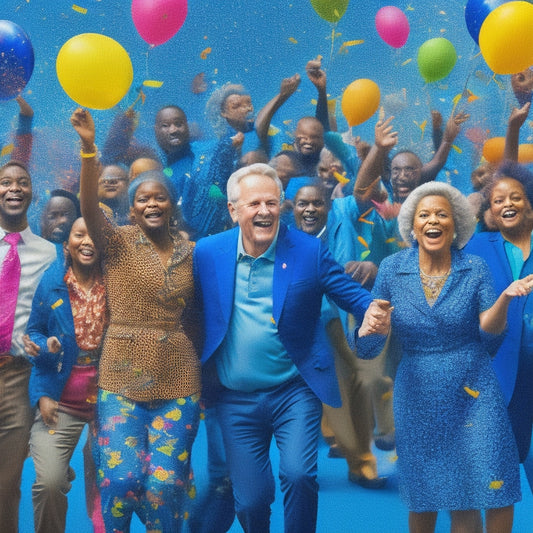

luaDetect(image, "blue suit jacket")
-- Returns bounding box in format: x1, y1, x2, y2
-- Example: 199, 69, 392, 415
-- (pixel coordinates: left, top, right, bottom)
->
193, 224, 373, 407
465, 232, 533, 404
25, 260, 79, 408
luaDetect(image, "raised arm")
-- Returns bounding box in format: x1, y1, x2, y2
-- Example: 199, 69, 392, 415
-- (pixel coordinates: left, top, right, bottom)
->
504, 102, 531, 162
305, 56, 330, 131
420, 110, 469, 183
353, 116, 397, 202
480, 274, 533, 334
12, 95, 34, 165
254, 73, 301, 147
70, 108, 108, 251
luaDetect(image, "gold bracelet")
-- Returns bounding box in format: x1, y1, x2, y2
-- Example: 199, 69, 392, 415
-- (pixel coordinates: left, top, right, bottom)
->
80, 146, 98, 158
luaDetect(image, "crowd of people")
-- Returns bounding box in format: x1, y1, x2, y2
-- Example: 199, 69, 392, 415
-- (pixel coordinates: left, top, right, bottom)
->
1, 57, 533, 533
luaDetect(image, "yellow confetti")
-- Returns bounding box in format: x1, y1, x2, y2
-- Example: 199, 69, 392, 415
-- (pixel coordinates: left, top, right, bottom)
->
385, 237, 396, 244
452, 144, 462, 153
268, 125, 280, 136
416, 119, 427, 133
178, 450, 189, 461
0, 144, 14, 157
51, 299, 64, 309
48, 429, 56, 435
200, 47, 212, 59
464, 386, 480, 398
406, 4, 414, 11
381, 390, 393, 401
357, 236, 369, 249
439, 10, 446, 15
333, 171, 350, 185
288, 37, 298, 44
338, 39, 364, 54
72, 4, 87, 14
390, 454, 399, 462
283, 119, 293, 126
401, 58, 412, 66
271, 317, 276, 324
452, 93, 462, 106
143, 80, 164, 88
358, 206, 375, 225
489, 480, 504, 490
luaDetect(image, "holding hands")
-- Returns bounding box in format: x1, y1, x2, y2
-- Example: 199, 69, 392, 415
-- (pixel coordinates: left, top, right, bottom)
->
359, 299, 393, 337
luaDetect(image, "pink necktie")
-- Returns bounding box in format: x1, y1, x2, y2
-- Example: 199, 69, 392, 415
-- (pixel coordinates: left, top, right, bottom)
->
0, 233, 21, 353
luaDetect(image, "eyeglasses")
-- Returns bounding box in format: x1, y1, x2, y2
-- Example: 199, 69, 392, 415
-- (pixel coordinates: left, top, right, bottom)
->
391, 166, 420, 178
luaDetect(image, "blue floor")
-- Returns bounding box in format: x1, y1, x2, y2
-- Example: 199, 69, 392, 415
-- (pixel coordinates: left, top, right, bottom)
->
18, 422, 533, 532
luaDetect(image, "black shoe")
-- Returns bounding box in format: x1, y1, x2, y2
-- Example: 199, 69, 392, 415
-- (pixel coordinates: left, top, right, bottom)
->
348, 472, 387, 489
327, 445, 345, 458
374, 431, 395, 451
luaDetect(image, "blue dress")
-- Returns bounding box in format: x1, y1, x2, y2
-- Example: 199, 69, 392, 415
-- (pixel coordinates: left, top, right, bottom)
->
369, 247, 521, 512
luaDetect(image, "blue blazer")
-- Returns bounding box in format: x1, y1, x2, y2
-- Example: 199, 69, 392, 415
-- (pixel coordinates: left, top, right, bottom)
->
465, 232, 533, 404
466, 231, 533, 460
25, 259, 79, 408
193, 224, 373, 407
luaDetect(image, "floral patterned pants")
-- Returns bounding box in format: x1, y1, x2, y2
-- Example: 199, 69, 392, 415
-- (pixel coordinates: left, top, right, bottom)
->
93, 389, 200, 533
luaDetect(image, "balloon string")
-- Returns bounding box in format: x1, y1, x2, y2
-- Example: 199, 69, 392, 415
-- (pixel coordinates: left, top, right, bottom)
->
327, 24, 337, 71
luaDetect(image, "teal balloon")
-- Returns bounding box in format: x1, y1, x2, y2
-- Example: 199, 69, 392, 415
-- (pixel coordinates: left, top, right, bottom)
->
417, 38, 457, 83
310, 0, 349, 23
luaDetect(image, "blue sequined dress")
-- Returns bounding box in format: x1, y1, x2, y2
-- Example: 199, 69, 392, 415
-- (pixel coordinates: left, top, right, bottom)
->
369, 247, 521, 512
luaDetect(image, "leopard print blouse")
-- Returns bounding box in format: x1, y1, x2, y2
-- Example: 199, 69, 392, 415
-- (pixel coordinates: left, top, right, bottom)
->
98, 224, 201, 402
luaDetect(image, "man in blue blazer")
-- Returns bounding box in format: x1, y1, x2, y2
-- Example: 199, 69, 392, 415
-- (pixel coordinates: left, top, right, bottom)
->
193, 163, 390, 533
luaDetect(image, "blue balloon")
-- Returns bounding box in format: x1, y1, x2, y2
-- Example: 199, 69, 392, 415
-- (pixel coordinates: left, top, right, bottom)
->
465, 0, 505, 45
0, 20, 34, 100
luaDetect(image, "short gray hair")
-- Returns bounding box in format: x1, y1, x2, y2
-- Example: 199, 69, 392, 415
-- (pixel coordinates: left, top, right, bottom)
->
227, 163, 284, 204
398, 181, 476, 249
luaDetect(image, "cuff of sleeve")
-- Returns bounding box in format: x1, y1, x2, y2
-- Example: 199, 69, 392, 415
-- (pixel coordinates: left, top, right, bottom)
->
17, 114, 33, 135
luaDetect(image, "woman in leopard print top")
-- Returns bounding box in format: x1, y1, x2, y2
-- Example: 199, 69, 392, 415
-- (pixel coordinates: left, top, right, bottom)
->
72, 108, 201, 533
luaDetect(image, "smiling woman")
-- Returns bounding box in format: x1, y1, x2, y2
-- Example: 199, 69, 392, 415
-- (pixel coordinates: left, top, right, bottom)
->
70, 107, 202, 532
357, 181, 533, 533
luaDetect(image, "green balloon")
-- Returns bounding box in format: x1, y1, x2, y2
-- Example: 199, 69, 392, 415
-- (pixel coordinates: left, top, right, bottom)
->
310, 0, 349, 23
417, 38, 457, 83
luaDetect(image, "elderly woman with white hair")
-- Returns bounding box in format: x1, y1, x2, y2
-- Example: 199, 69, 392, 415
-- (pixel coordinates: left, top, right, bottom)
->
357, 181, 533, 533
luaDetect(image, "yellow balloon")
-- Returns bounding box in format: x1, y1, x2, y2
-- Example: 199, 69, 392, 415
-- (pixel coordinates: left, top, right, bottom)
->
56, 33, 133, 110
341, 79, 380, 127
479, 1, 533, 75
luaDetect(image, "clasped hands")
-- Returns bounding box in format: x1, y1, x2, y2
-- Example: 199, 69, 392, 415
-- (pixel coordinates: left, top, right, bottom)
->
358, 299, 393, 337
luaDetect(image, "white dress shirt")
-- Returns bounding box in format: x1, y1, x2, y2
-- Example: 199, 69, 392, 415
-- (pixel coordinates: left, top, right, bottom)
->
0, 225, 56, 356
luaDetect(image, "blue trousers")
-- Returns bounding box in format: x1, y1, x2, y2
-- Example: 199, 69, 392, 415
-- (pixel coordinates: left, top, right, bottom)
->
216, 377, 322, 533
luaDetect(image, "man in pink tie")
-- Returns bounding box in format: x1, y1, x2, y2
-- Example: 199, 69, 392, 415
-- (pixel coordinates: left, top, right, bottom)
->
0, 160, 56, 532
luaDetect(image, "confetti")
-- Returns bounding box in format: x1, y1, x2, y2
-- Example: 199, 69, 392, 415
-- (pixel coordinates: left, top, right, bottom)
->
358, 236, 369, 249
0, 144, 14, 157
51, 299, 64, 309
200, 47, 212, 59
401, 59, 412, 66
333, 171, 350, 185
288, 37, 298, 44
143, 80, 164, 88
489, 480, 503, 490
464, 386, 480, 398
72, 4, 87, 14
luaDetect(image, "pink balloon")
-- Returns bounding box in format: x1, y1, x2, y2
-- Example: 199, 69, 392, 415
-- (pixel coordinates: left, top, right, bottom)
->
375, 6, 410, 48
131, 0, 187, 47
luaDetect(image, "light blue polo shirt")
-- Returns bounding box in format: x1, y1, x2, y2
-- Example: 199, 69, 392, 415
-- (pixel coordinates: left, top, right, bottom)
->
216, 229, 298, 392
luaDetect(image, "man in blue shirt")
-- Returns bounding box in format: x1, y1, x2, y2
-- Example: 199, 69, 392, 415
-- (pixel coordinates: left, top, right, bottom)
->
193, 163, 390, 532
